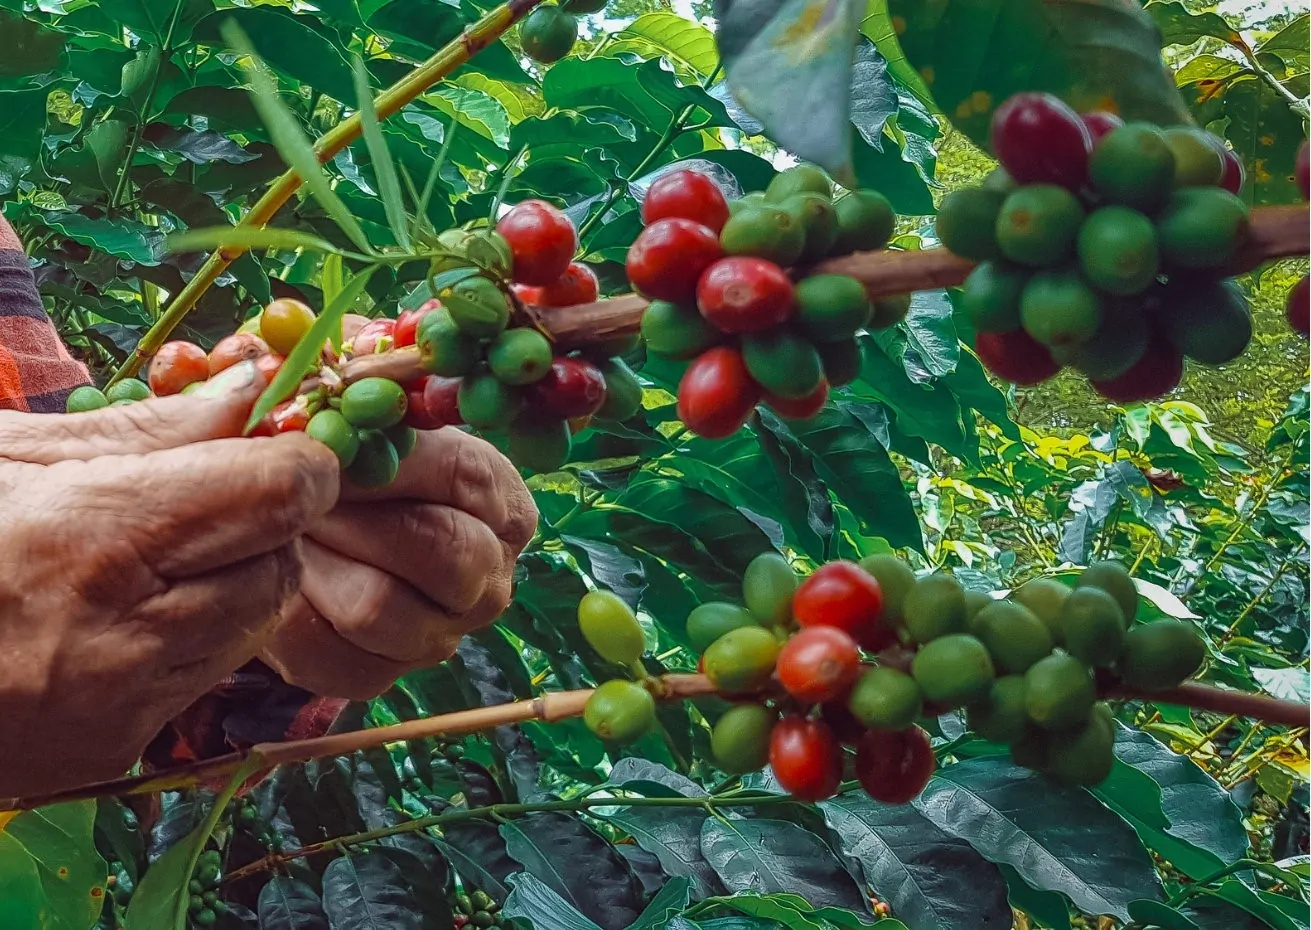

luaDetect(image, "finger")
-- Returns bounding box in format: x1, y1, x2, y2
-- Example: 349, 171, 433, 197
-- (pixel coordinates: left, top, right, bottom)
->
262, 595, 424, 701
298, 540, 449, 662
0, 361, 268, 464
307, 500, 506, 614
339, 428, 538, 548
137, 543, 304, 672
64, 431, 339, 577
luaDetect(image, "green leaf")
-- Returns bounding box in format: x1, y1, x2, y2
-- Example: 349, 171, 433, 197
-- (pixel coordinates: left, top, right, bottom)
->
257, 877, 328, 930
166, 226, 344, 255
125, 756, 265, 929
1095, 724, 1250, 881
609, 13, 719, 80
500, 812, 645, 927
0, 11, 67, 77
1129, 899, 1202, 930
244, 265, 376, 433
914, 757, 1164, 921
0, 88, 47, 158
819, 790, 1012, 930
601, 804, 725, 901
352, 57, 410, 251
199, 8, 353, 103
1146, 2, 1245, 49
502, 872, 603, 930
221, 20, 371, 254
1219, 76, 1305, 206
700, 818, 868, 912
888, 0, 1192, 149
321, 852, 422, 930
95, 0, 211, 45
39, 211, 162, 264
999, 864, 1073, 930
0, 802, 105, 930
1207, 879, 1305, 930
631, 878, 693, 930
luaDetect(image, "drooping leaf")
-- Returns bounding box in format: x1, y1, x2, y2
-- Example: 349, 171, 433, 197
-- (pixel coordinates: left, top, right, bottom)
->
700, 817, 868, 912
502, 872, 604, 930
322, 851, 423, 930
714, 0, 868, 179
257, 877, 329, 930
1095, 724, 1249, 880
601, 803, 725, 902
819, 790, 1012, 930
888, 0, 1192, 148
914, 757, 1164, 921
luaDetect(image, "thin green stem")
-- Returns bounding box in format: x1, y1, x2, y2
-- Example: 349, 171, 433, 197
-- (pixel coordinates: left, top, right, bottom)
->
224, 791, 798, 883
1221, 543, 1304, 642
110, 0, 187, 210
1164, 858, 1271, 908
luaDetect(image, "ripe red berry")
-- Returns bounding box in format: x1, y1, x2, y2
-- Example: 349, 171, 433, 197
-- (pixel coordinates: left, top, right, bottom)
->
395, 300, 439, 348
404, 376, 453, 429
696, 257, 795, 333
793, 561, 886, 642
627, 218, 722, 304
676, 346, 761, 439
1205, 136, 1246, 195
424, 375, 464, 426
530, 356, 608, 418
1091, 335, 1183, 403
776, 627, 861, 704
208, 333, 270, 376
249, 400, 309, 436
1287, 276, 1309, 337
855, 727, 935, 805
529, 262, 600, 308
351, 318, 395, 356
763, 379, 829, 420
255, 353, 285, 382
819, 699, 866, 744
149, 341, 209, 396
498, 199, 578, 286
769, 715, 843, 801
990, 92, 1092, 190
1079, 111, 1122, 143
1296, 140, 1309, 201
642, 169, 730, 233
975, 329, 1061, 386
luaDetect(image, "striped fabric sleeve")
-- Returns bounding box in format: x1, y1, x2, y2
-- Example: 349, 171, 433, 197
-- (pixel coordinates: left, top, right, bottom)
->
0, 214, 350, 769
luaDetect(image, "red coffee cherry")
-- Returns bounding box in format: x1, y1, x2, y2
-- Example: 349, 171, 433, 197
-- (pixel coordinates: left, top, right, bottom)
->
255, 353, 285, 383
498, 199, 578, 286
763, 379, 829, 420
990, 92, 1092, 190
530, 356, 608, 418
1079, 111, 1123, 143
676, 346, 761, 439
1297, 140, 1309, 200
627, 218, 722, 304
696, 257, 795, 333
1287, 276, 1309, 337
642, 169, 730, 233
793, 560, 886, 641
1091, 335, 1184, 403
395, 300, 440, 348
351, 318, 395, 356
769, 715, 843, 801
149, 341, 209, 396
530, 262, 600, 308
776, 626, 861, 704
855, 726, 935, 804
208, 333, 270, 376
975, 329, 1061, 386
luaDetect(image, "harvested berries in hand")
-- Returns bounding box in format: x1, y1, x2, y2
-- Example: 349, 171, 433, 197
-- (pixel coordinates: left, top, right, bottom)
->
259, 298, 316, 355
149, 341, 209, 396
208, 333, 269, 375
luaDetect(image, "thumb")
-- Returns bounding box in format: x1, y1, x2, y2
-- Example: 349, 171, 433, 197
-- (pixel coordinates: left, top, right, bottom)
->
0, 360, 275, 464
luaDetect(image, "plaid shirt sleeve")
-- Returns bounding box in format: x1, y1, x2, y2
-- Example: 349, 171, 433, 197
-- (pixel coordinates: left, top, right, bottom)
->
0, 215, 350, 768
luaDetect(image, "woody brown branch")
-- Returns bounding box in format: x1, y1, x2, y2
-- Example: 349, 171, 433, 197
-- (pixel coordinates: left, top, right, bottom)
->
1, 673, 1304, 812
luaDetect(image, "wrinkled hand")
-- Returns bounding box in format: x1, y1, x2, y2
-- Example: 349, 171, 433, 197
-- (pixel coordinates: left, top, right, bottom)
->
262, 427, 538, 699
0, 364, 339, 799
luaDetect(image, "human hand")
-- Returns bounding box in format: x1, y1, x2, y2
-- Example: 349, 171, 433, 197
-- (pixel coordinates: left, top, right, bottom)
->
261, 427, 537, 699
0, 363, 339, 799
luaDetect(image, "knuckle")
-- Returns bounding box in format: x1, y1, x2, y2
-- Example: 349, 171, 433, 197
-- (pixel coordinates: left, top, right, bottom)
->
255, 436, 340, 537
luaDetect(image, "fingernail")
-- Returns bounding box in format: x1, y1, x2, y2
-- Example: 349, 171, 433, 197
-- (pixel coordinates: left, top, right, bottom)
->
192, 360, 261, 398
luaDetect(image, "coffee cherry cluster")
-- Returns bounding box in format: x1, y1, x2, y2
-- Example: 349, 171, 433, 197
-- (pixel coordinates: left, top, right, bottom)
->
186, 848, 225, 928
944, 92, 1256, 402
629, 166, 902, 439
579, 551, 1207, 805
454, 887, 506, 930
1287, 140, 1309, 338
415, 199, 642, 473
518, 0, 605, 65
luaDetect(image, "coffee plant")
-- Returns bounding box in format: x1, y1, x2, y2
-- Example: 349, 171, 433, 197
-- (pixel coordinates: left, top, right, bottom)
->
0, 0, 1308, 929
